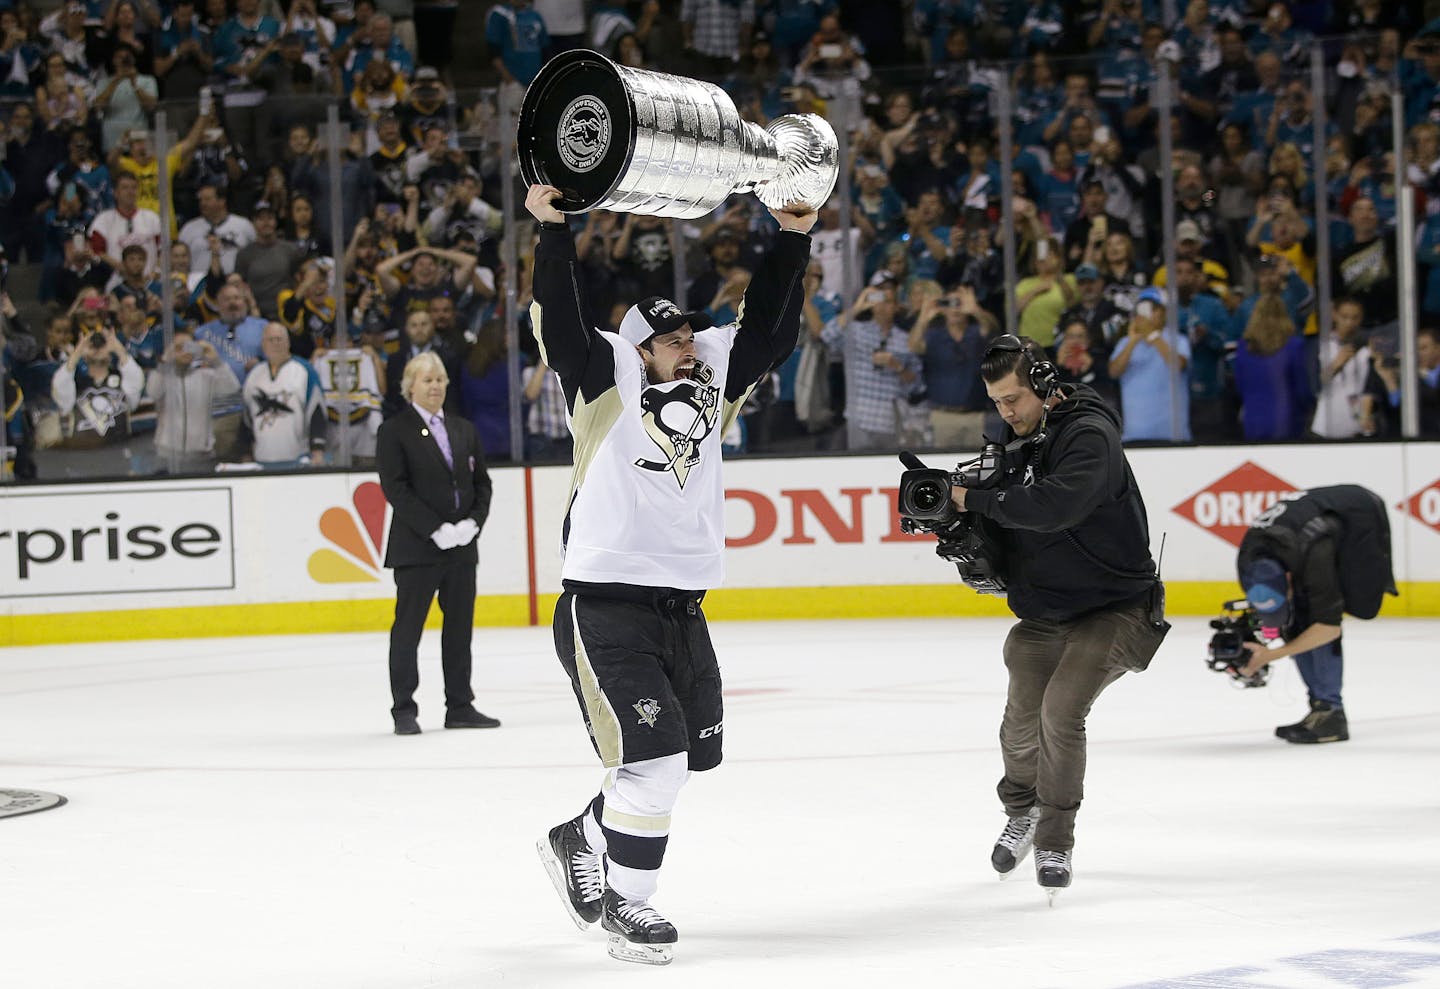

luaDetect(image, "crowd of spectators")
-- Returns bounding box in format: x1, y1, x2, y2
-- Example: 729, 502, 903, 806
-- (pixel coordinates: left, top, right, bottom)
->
3, 0, 1440, 482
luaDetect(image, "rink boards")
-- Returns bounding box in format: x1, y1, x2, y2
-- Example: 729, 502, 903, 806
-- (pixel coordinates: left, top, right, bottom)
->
2, 442, 1438, 643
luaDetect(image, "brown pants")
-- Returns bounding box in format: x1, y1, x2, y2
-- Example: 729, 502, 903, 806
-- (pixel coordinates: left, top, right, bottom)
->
997, 598, 1164, 852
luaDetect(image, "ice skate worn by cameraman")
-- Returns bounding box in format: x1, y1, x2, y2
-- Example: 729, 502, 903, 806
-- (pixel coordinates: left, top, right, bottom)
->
524, 184, 814, 965
1235, 485, 1397, 744
939, 334, 1167, 903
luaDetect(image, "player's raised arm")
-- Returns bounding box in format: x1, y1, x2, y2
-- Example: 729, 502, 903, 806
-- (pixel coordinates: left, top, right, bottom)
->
724, 203, 816, 401
527, 185, 598, 397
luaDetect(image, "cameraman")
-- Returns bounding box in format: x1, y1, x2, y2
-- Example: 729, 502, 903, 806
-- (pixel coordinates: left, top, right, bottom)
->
949, 334, 1165, 897
1235, 484, 1397, 744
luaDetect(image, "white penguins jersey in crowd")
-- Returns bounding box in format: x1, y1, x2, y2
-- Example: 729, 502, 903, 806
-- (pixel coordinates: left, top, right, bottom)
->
530, 224, 811, 591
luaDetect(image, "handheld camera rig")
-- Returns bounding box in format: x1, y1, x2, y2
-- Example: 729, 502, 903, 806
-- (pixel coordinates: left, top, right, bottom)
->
896, 447, 1009, 595
1207, 599, 1271, 688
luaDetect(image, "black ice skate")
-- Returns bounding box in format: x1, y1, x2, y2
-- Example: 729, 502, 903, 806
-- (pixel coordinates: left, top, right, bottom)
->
600, 889, 677, 966
537, 815, 605, 930
1276, 701, 1349, 744
991, 806, 1041, 879
1035, 849, 1073, 906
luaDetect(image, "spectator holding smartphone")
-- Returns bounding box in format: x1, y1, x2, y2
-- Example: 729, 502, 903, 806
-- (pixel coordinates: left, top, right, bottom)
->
50, 311, 143, 458
1109, 287, 1192, 442
145, 328, 241, 473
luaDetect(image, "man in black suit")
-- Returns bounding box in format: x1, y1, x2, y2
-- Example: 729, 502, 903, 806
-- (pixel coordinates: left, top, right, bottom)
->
376, 351, 498, 735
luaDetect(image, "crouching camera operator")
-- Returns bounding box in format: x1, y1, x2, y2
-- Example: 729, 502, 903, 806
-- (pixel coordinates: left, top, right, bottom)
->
898, 334, 1167, 901
1233, 485, 1397, 745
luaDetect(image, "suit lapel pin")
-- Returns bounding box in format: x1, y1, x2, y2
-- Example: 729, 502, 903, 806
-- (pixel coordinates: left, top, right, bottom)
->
421, 428, 429, 437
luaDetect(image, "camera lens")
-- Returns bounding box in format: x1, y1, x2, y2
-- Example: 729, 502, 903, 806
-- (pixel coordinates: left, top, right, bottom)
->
910, 481, 944, 513
89, 331, 106, 348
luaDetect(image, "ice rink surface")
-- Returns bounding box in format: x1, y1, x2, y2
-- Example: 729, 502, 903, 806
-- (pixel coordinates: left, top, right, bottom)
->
2, 616, 1438, 989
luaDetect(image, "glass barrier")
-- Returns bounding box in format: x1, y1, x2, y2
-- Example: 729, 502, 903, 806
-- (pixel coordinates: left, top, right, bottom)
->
2, 26, 1436, 487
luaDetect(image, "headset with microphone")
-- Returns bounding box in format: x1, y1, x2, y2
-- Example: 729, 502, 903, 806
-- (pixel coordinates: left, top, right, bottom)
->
984, 333, 1058, 397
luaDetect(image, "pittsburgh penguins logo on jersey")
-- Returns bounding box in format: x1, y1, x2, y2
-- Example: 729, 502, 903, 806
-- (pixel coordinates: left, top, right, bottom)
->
633, 361, 718, 489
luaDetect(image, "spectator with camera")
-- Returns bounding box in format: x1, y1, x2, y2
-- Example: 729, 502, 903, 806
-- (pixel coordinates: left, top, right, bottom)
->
1062, 179, 1128, 271
93, 45, 158, 154
1310, 298, 1374, 438
1013, 238, 1074, 348
421, 172, 501, 251
1364, 324, 1440, 437
940, 332, 1166, 899
1049, 316, 1118, 411
50, 308, 144, 462
1109, 287, 1192, 442
907, 283, 996, 450
145, 327, 241, 473
1235, 485, 1397, 744
820, 279, 919, 451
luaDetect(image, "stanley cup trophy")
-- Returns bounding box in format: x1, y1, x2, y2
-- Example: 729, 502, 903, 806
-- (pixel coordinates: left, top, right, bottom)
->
516, 50, 838, 219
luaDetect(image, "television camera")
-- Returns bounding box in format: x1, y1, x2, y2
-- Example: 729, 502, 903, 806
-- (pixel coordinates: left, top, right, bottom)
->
1207, 599, 1271, 687
896, 447, 1008, 595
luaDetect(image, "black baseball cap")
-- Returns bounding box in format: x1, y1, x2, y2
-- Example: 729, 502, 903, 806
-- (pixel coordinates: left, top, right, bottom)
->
617, 296, 713, 347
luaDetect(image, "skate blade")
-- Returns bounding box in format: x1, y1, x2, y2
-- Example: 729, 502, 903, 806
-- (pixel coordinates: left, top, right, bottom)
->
607, 934, 673, 966
1046, 888, 1060, 907
535, 837, 596, 932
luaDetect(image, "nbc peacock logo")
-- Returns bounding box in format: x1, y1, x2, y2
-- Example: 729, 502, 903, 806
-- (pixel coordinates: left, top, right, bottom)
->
308, 481, 389, 583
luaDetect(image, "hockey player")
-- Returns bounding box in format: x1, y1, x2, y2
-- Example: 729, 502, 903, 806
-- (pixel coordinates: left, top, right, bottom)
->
948, 334, 1168, 902
1236, 484, 1398, 744
526, 183, 814, 965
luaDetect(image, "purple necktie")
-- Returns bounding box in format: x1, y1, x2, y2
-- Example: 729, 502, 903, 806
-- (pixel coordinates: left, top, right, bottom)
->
429, 413, 454, 471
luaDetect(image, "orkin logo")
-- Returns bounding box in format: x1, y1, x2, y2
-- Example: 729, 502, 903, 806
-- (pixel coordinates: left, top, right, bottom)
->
1399, 477, 1440, 535
1171, 461, 1301, 547
308, 481, 389, 583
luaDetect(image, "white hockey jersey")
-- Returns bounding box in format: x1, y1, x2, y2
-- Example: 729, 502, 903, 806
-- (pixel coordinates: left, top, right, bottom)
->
559, 326, 743, 589
530, 224, 811, 593
312, 347, 382, 458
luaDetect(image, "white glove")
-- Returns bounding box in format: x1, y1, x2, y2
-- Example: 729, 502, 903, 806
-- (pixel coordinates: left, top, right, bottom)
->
452, 518, 480, 546
430, 522, 460, 550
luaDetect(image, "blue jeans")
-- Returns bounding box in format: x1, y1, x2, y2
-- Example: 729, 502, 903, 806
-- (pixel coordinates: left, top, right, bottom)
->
1294, 638, 1344, 707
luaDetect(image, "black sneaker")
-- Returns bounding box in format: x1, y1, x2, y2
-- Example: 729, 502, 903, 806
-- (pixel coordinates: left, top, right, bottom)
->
444, 707, 501, 729
601, 889, 677, 966
1280, 702, 1349, 744
991, 806, 1041, 878
393, 713, 420, 735
536, 816, 604, 930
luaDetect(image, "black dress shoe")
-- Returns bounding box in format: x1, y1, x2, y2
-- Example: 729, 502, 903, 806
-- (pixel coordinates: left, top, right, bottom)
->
393, 713, 421, 735
444, 707, 501, 729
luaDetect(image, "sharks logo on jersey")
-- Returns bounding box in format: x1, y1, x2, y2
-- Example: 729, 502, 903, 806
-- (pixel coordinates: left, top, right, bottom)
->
633, 360, 718, 489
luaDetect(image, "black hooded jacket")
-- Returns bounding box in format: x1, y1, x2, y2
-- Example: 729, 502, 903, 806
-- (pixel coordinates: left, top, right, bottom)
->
963, 384, 1158, 622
